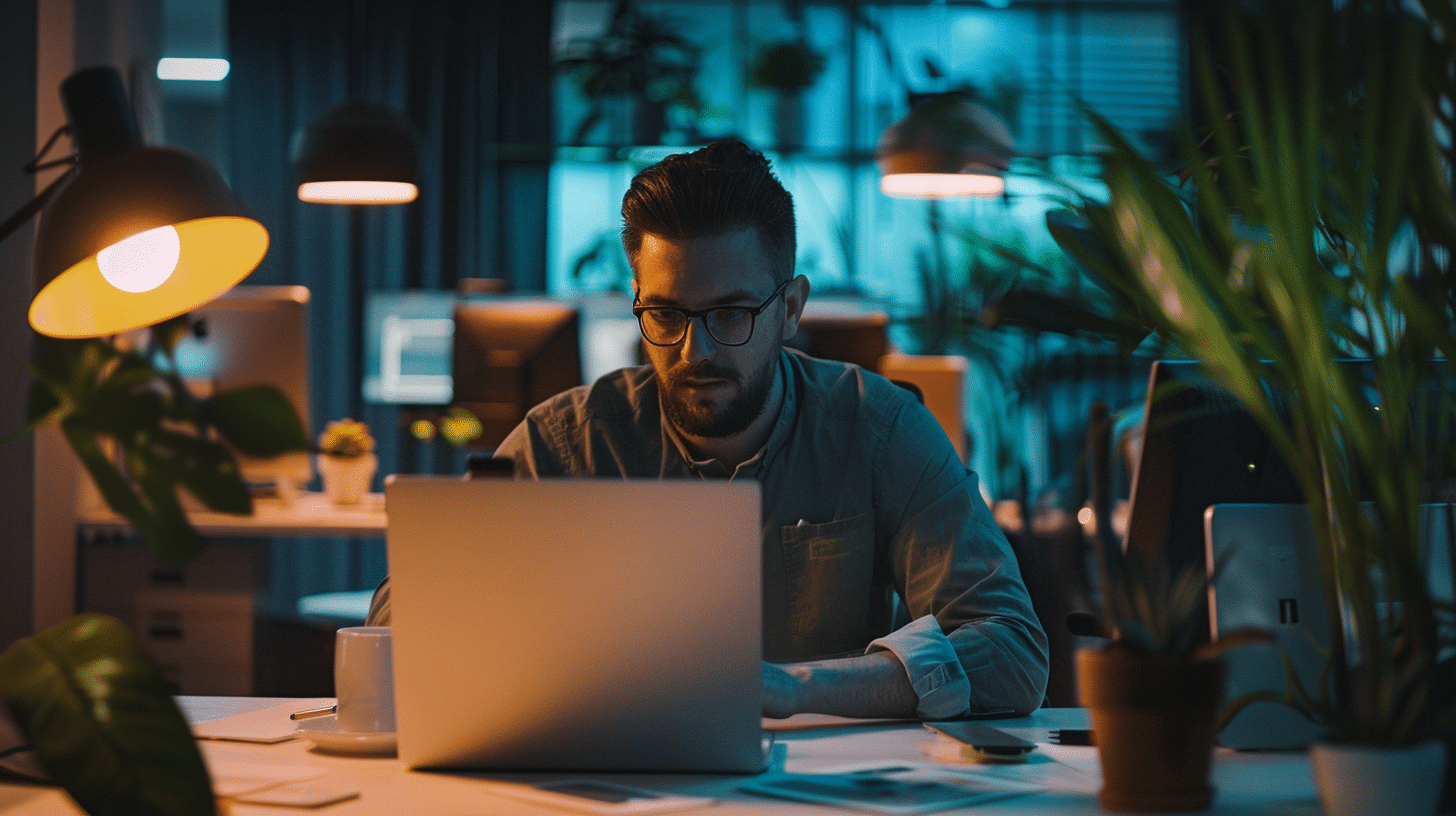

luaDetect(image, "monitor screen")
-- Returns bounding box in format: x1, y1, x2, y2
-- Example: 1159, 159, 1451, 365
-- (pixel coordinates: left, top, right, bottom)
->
1122, 360, 1303, 573
451, 300, 583, 449
363, 290, 456, 405
169, 285, 313, 488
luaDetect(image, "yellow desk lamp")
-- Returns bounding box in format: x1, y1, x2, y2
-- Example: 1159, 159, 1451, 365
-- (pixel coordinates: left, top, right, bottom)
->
4, 66, 269, 338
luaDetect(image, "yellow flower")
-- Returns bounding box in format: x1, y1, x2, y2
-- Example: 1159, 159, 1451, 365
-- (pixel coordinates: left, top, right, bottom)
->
319, 418, 375, 458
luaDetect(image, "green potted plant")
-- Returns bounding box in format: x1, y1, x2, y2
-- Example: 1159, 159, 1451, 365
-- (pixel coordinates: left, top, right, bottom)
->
749, 38, 826, 151
1050, 1, 1456, 814
1076, 521, 1268, 812
317, 417, 378, 505
553, 0, 702, 146
1, 322, 311, 816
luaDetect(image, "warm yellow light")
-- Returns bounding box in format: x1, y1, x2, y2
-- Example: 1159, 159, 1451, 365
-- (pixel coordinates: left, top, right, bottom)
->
96, 225, 181, 293
879, 172, 1005, 199
29, 216, 268, 338
298, 181, 418, 205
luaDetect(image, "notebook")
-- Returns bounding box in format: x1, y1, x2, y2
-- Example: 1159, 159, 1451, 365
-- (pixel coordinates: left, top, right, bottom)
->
1204, 502, 1456, 750
384, 475, 766, 773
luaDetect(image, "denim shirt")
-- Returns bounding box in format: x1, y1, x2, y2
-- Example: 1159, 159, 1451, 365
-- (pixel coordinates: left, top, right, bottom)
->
495, 349, 1049, 718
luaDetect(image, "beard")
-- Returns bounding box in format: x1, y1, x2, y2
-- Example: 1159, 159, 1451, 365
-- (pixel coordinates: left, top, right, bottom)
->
657, 355, 777, 439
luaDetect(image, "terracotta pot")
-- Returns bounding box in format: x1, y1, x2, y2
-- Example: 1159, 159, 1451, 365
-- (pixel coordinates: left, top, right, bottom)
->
1311, 739, 1446, 816
1076, 646, 1225, 812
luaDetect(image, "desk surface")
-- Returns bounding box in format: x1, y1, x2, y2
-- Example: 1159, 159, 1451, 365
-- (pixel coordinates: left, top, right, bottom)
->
0, 698, 1323, 816
78, 492, 387, 538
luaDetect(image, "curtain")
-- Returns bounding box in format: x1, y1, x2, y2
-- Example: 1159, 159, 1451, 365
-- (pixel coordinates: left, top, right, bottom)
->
225, 0, 553, 611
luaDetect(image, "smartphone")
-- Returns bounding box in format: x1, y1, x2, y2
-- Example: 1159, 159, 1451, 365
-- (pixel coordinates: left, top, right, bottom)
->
924, 721, 1037, 759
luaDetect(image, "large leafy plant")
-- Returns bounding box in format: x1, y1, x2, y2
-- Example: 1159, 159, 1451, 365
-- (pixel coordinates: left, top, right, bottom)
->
0, 615, 216, 816
2, 319, 311, 814
554, 0, 701, 145
1051, 0, 1456, 745
24, 319, 311, 563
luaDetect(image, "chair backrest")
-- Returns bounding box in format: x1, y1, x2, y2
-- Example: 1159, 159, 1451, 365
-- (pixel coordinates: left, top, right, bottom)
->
789, 311, 890, 373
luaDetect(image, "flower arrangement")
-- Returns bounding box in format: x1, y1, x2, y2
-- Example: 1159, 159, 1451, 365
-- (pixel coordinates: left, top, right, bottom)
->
408, 406, 483, 447
318, 418, 375, 459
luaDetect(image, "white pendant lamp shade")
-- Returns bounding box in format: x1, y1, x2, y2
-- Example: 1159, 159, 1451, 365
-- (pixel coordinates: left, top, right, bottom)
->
28, 67, 268, 338
292, 102, 419, 205
876, 93, 1016, 200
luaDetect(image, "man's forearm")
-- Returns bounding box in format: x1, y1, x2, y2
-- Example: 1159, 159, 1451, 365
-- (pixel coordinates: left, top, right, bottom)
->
762, 651, 919, 719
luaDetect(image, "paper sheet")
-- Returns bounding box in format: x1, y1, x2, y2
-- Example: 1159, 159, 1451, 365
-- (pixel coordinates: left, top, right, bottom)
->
192, 700, 329, 743
200, 742, 331, 797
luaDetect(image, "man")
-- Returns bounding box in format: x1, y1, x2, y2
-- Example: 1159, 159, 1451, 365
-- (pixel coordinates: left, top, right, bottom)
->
496, 140, 1048, 720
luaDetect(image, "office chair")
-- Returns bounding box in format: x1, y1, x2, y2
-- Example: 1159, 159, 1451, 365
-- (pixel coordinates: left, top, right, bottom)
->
788, 311, 891, 373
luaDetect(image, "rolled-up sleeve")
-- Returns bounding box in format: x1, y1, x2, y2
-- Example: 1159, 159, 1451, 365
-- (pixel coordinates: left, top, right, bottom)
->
873, 398, 1050, 718
867, 614, 971, 719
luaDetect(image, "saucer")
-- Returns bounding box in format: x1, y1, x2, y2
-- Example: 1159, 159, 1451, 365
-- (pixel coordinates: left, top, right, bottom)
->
294, 714, 396, 755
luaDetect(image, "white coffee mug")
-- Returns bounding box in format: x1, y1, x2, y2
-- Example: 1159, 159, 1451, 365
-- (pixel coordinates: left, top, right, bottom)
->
334, 626, 395, 733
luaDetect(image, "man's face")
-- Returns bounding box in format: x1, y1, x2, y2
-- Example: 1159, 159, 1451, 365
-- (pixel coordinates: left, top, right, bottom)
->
632, 229, 798, 439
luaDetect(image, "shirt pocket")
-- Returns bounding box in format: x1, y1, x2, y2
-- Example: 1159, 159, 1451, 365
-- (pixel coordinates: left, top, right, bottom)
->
780, 513, 876, 649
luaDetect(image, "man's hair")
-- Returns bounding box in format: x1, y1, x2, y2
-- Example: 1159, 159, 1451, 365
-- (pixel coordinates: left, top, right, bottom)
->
621, 140, 796, 283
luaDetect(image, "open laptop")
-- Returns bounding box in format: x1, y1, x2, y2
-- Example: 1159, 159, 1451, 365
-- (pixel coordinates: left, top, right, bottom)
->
384, 475, 766, 773
1205, 502, 1456, 750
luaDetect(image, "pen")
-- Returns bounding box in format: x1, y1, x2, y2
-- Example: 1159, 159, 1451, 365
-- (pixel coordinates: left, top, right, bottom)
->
289, 704, 337, 721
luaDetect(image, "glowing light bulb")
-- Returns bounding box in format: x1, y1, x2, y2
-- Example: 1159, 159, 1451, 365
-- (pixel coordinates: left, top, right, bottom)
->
298, 181, 418, 204
97, 225, 181, 293
880, 172, 1004, 199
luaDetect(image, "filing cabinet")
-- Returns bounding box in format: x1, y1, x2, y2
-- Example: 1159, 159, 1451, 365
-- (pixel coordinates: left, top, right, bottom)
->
80, 537, 260, 695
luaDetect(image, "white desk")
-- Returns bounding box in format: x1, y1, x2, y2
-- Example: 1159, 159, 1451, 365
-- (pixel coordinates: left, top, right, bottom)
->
77, 491, 387, 539
0, 698, 1323, 815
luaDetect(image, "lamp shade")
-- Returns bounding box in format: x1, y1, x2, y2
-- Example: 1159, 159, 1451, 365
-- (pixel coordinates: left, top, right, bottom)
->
291, 102, 419, 204
876, 93, 1015, 199
28, 67, 268, 339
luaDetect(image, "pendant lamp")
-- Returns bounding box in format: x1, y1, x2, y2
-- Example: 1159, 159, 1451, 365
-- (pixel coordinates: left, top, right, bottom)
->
291, 102, 419, 205
15, 66, 269, 338
876, 93, 1015, 199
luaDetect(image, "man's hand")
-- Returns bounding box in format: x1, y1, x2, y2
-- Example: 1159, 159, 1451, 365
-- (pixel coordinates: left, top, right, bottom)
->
761, 652, 920, 720
761, 661, 806, 719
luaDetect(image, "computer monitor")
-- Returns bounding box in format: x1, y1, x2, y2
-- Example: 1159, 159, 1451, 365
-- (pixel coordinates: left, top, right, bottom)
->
1122, 360, 1303, 573
362, 289, 456, 405
451, 299, 582, 449
170, 285, 313, 488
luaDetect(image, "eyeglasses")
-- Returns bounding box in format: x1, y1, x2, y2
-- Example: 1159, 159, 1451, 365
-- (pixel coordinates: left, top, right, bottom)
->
633, 279, 792, 347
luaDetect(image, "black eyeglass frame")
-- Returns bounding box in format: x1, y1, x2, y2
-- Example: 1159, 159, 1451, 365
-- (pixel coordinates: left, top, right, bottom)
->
632, 278, 793, 348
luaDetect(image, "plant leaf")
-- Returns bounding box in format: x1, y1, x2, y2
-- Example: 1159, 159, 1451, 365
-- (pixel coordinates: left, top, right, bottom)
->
0, 614, 215, 816
61, 418, 205, 566
204, 385, 311, 458
163, 434, 253, 515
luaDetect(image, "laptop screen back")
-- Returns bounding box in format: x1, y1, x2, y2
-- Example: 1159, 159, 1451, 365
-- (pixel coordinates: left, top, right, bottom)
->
1205, 502, 1456, 750
385, 476, 764, 773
